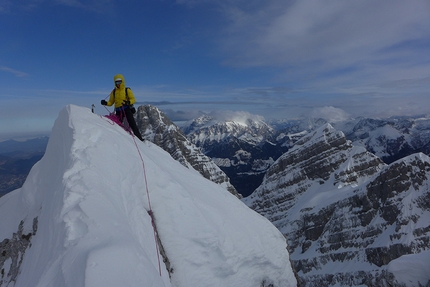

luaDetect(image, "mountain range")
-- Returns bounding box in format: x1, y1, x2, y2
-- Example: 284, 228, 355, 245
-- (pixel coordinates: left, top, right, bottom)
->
0, 105, 297, 287
338, 116, 430, 164
139, 107, 430, 286
182, 114, 288, 197
0, 137, 48, 196
1, 105, 430, 286
180, 112, 430, 198
243, 123, 430, 286
3, 109, 430, 200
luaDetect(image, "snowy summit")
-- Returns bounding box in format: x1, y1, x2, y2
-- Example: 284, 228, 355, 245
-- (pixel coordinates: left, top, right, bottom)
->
0, 105, 297, 287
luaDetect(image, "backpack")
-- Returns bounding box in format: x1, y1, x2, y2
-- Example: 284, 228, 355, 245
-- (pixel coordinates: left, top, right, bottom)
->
112, 87, 136, 114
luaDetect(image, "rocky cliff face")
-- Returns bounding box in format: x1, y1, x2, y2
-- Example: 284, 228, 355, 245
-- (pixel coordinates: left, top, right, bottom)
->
136, 105, 240, 198
183, 114, 430, 197
0, 218, 38, 285
183, 115, 288, 197
340, 116, 430, 164
244, 124, 430, 286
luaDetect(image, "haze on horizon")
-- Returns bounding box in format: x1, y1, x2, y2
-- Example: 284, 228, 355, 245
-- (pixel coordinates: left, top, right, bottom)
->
1, 0, 429, 141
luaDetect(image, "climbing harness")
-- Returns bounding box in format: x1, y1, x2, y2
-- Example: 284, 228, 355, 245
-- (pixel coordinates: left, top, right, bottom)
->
101, 100, 131, 135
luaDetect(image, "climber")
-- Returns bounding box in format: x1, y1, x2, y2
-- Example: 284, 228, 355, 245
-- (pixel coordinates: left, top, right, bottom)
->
101, 74, 144, 141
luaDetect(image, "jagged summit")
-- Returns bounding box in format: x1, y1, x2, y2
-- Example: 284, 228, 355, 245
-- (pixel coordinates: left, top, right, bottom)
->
184, 114, 274, 148
135, 105, 240, 198
341, 116, 430, 163
244, 123, 430, 286
182, 114, 284, 197
0, 105, 297, 287
245, 123, 385, 219
183, 113, 271, 135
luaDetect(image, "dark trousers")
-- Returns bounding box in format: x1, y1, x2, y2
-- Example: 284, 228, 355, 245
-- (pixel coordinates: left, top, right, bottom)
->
116, 106, 144, 141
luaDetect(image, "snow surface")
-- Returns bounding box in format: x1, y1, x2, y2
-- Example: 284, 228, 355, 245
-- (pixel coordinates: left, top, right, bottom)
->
387, 250, 430, 286
0, 105, 296, 287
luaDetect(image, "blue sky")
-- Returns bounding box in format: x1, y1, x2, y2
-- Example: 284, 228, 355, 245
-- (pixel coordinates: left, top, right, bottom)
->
1, 0, 430, 140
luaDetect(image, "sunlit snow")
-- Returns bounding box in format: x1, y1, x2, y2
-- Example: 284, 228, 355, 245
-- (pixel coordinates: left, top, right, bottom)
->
0, 105, 296, 287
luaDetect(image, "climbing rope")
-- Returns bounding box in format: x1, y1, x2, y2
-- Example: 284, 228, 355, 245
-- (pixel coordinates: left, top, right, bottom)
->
100, 102, 163, 276
130, 128, 163, 277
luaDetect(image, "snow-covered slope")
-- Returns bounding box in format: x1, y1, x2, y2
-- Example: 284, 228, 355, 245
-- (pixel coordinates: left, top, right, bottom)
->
0, 105, 297, 287
244, 124, 430, 286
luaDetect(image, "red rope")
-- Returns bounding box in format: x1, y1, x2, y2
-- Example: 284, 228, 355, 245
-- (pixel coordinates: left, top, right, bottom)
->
130, 133, 162, 276
101, 102, 162, 276
102, 105, 130, 134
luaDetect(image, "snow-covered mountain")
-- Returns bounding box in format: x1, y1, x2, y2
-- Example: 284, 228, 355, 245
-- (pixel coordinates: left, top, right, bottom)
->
4, 113, 430, 200
135, 105, 240, 198
270, 115, 430, 165
182, 114, 430, 198
183, 115, 288, 197
0, 105, 297, 287
338, 116, 430, 164
244, 123, 430, 286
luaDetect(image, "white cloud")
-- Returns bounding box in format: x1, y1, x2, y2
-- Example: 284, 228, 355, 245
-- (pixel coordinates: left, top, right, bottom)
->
0, 66, 29, 77
219, 0, 430, 68
310, 106, 349, 122
192, 0, 430, 118
208, 109, 265, 124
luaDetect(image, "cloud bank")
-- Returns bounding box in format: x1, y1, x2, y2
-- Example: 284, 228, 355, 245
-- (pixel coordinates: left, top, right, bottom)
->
218, 0, 430, 70
173, 0, 430, 119
310, 106, 350, 122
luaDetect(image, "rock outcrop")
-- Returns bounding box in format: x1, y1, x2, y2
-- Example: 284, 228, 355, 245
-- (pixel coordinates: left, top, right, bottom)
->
244, 124, 430, 286
136, 105, 240, 198
183, 115, 288, 197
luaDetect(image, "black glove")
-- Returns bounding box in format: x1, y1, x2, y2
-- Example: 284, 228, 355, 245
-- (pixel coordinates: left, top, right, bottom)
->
101, 100, 107, 105
123, 100, 131, 106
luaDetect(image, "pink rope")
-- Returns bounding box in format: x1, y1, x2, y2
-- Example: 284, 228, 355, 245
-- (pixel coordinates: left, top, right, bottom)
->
101, 102, 162, 276
102, 106, 131, 135
130, 134, 163, 277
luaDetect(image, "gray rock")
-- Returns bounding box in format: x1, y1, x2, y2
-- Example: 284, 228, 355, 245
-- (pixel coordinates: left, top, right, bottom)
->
244, 123, 430, 286
136, 105, 241, 198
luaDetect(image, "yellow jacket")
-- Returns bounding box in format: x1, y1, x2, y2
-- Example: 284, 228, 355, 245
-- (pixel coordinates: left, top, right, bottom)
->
106, 74, 136, 108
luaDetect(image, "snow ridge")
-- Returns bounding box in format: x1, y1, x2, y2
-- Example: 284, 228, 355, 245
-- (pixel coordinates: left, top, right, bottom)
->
0, 105, 297, 287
